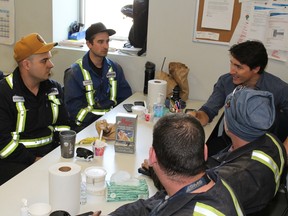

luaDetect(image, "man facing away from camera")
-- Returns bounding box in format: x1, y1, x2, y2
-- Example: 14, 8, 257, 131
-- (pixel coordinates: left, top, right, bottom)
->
140, 87, 286, 215
92, 113, 244, 216
207, 87, 286, 215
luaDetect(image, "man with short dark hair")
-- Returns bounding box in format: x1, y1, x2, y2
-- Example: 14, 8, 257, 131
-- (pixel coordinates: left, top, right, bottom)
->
64, 22, 132, 132
92, 113, 244, 216
187, 40, 288, 155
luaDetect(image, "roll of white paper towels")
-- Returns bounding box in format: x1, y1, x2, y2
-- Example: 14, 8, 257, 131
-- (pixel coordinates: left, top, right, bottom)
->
147, 79, 167, 111
49, 162, 81, 216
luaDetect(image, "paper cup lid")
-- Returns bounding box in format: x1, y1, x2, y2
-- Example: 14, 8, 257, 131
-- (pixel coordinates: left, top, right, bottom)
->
85, 166, 107, 178
132, 105, 146, 112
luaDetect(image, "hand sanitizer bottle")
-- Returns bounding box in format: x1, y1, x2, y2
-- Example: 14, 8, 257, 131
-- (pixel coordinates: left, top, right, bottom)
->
20, 198, 28, 216
153, 93, 164, 117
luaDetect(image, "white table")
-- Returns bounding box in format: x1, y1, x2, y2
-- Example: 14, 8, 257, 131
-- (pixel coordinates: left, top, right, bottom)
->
0, 92, 222, 215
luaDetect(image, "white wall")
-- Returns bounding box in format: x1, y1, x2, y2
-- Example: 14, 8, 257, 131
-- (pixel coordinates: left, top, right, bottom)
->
0, 0, 54, 72
0, 0, 287, 101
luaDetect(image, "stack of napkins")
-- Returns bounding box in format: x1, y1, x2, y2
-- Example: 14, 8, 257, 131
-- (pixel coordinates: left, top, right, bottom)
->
106, 178, 149, 202
58, 39, 85, 48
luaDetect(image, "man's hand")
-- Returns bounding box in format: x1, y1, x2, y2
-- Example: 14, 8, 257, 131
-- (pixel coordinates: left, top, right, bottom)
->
35, 157, 41, 162
186, 110, 209, 126
95, 119, 116, 140
141, 159, 150, 170
92, 211, 102, 216
283, 137, 288, 155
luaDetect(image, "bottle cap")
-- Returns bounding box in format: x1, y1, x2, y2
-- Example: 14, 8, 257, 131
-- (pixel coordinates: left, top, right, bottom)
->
172, 85, 181, 100
173, 85, 181, 93
145, 61, 155, 69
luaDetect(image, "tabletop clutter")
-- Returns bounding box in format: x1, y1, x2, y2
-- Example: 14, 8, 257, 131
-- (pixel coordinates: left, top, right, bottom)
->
145, 60, 189, 117
21, 61, 190, 215
36, 111, 143, 215
36, 156, 149, 215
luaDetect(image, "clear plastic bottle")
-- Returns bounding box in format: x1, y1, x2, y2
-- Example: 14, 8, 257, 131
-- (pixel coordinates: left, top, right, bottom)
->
20, 198, 28, 216
153, 93, 164, 117
80, 179, 87, 205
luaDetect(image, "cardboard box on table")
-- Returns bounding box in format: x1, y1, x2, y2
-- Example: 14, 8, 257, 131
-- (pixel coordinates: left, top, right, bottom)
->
115, 113, 137, 154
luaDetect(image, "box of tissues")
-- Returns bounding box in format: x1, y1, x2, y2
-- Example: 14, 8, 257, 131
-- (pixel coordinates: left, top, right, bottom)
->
106, 171, 149, 202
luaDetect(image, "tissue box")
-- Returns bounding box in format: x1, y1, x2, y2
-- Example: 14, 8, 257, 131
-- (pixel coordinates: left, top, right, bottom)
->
106, 179, 149, 202
115, 113, 137, 154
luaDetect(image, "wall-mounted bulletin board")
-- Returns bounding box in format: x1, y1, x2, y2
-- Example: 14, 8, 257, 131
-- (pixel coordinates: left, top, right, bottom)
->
193, 0, 242, 45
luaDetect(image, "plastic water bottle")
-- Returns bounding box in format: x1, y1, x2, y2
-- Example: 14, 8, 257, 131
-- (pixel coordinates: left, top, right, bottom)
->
80, 181, 87, 205
153, 93, 164, 117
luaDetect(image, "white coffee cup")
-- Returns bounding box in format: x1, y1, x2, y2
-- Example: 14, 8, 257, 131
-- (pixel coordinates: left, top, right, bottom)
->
85, 166, 107, 195
131, 105, 146, 119
28, 202, 51, 216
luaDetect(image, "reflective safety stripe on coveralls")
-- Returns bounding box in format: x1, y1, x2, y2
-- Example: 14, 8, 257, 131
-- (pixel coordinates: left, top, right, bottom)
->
75, 59, 117, 126
194, 179, 244, 216
251, 133, 285, 195
0, 74, 69, 158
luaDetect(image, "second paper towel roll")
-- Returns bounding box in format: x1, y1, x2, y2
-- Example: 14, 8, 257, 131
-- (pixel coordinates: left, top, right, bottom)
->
49, 162, 81, 216
147, 79, 167, 111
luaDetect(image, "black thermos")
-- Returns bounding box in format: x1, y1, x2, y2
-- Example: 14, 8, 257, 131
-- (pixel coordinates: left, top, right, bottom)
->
143, 61, 155, 94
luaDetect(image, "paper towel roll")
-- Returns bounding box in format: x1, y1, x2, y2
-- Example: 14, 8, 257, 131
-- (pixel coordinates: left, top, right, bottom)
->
147, 79, 167, 111
49, 162, 81, 216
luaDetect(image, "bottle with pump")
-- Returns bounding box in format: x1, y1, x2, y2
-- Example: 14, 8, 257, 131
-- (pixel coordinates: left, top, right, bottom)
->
169, 85, 181, 113
20, 198, 28, 216
153, 93, 164, 117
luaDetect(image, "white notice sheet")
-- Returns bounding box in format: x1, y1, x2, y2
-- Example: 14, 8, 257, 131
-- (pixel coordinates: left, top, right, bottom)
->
201, 0, 234, 30
0, 0, 14, 45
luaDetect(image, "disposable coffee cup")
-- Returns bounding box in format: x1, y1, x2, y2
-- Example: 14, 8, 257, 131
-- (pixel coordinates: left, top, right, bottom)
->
59, 130, 76, 158
94, 146, 105, 156
85, 166, 107, 195
132, 105, 146, 119
93, 138, 107, 157
28, 202, 51, 216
